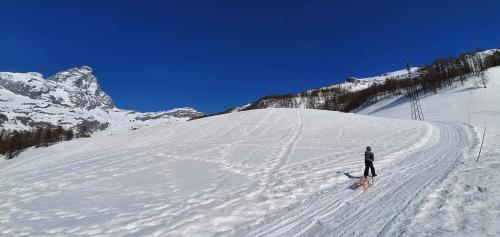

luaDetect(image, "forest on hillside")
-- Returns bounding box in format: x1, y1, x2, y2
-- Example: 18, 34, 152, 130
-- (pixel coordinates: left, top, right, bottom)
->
0, 126, 89, 159
239, 49, 500, 113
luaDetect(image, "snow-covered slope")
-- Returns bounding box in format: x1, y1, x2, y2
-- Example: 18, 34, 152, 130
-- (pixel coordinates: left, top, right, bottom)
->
231, 49, 499, 112
357, 66, 500, 236
312, 67, 419, 93
0, 105, 475, 236
230, 67, 419, 112
0, 66, 203, 131
1, 59, 498, 236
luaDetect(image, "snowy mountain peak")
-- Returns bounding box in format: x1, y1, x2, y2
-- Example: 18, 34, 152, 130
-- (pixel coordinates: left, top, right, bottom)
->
48, 66, 93, 87
28, 72, 44, 78
47, 66, 96, 88
43, 65, 114, 110
0, 66, 203, 132
168, 107, 198, 112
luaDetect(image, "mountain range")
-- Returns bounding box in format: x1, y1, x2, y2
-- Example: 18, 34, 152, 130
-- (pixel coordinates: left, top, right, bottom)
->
0, 66, 203, 132
1, 48, 498, 133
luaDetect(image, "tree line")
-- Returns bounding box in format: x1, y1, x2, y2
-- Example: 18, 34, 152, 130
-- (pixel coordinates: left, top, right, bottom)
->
330, 49, 499, 112
0, 126, 90, 159
185, 49, 500, 121
239, 49, 500, 113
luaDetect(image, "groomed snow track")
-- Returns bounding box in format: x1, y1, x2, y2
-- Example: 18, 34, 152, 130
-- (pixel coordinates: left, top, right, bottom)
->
239, 121, 470, 236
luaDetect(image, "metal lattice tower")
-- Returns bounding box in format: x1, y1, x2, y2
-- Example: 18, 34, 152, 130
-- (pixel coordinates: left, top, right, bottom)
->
406, 63, 424, 120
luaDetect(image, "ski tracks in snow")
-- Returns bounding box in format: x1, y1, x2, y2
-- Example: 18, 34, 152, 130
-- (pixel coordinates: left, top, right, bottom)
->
239, 122, 471, 237
272, 109, 304, 174
0, 109, 472, 237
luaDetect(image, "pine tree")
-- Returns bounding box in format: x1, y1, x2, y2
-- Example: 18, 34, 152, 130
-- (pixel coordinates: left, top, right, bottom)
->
0, 129, 5, 155
65, 129, 74, 141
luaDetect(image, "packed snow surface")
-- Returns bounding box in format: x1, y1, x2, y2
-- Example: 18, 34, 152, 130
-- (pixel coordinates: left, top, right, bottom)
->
357, 66, 500, 236
0, 106, 473, 236
2, 66, 500, 236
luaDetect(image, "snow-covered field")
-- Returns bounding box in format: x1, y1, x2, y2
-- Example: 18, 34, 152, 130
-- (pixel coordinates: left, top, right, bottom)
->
358, 66, 500, 236
1, 67, 499, 236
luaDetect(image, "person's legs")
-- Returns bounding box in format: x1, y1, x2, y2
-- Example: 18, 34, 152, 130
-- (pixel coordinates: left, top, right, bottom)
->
369, 161, 376, 176
364, 160, 369, 177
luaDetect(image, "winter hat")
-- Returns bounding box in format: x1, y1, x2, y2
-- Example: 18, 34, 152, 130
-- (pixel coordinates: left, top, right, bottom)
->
366, 146, 371, 151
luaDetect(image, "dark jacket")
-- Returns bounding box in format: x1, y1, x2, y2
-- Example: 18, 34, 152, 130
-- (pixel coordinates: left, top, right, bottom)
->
364, 151, 374, 161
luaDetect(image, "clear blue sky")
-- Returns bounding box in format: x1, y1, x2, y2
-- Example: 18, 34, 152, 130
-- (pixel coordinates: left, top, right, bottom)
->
1, 0, 499, 113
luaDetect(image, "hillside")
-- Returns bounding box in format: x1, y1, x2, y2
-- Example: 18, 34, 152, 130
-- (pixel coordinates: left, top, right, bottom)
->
357, 66, 500, 236
0, 66, 203, 132
1, 58, 499, 236
230, 49, 499, 113
229, 67, 419, 112
0, 108, 474, 235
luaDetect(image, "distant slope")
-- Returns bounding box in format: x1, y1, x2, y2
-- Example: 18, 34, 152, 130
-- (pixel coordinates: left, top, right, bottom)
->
0, 66, 203, 132
357, 66, 500, 236
229, 67, 419, 112
229, 49, 499, 113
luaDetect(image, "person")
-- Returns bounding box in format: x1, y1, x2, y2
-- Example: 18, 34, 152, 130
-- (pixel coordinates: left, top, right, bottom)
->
364, 146, 377, 178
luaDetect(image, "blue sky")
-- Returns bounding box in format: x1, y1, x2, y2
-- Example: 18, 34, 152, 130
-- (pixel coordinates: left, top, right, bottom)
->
1, 0, 499, 113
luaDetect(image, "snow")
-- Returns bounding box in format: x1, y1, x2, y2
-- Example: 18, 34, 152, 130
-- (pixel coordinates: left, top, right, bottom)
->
0, 67, 201, 131
477, 48, 500, 58
0, 108, 428, 235
357, 66, 500, 236
1, 66, 499, 236
309, 67, 419, 93
0, 106, 472, 236
230, 66, 421, 112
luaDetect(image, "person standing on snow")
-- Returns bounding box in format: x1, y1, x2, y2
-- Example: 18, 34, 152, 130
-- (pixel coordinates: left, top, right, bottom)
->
364, 146, 377, 178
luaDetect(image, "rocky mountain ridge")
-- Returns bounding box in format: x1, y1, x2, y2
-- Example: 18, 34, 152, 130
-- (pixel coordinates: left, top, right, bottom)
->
0, 66, 203, 132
